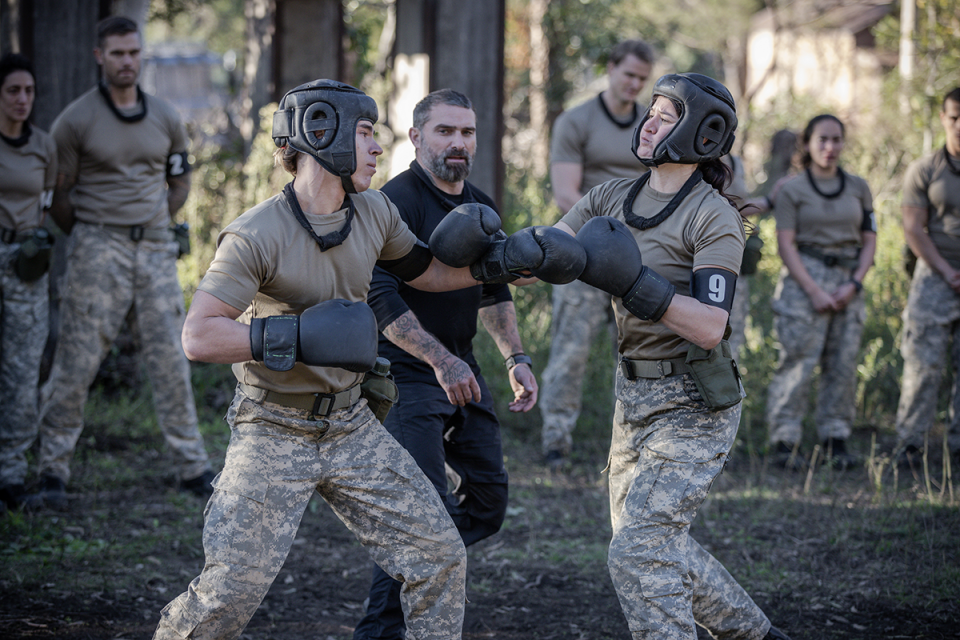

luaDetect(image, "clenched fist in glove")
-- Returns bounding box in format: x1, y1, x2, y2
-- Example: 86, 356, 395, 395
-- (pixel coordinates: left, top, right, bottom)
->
429, 204, 586, 284
429, 202, 504, 268
250, 299, 378, 372
575, 216, 675, 322
471, 225, 586, 284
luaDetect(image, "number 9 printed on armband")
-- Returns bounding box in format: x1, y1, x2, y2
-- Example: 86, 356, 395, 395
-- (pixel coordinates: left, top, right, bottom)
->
690, 267, 737, 313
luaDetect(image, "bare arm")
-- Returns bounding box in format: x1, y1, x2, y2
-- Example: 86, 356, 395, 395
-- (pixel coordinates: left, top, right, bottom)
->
49, 172, 77, 233
478, 301, 538, 412
406, 257, 480, 292
903, 204, 960, 291
382, 310, 481, 407
167, 172, 192, 218
777, 229, 836, 312
551, 162, 584, 214
181, 290, 251, 363
660, 278, 733, 351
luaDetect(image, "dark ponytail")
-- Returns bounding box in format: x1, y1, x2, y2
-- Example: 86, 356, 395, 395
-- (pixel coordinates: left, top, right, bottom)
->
699, 158, 738, 208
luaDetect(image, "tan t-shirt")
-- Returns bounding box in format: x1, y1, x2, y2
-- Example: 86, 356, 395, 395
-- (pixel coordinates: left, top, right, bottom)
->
51, 87, 188, 229
199, 187, 418, 394
774, 170, 874, 248
902, 149, 960, 268
551, 94, 646, 193
0, 125, 57, 231
561, 177, 745, 360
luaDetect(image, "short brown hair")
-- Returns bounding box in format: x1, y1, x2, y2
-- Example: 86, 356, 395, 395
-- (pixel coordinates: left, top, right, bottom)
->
96, 16, 139, 49
608, 39, 655, 67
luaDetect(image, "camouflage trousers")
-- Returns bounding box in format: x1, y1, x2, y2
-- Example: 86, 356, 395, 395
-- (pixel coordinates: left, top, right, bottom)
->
154, 390, 466, 640
765, 252, 865, 445
0, 243, 48, 486
540, 279, 617, 454
726, 276, 750, 358
608, 369, 769, 640
37, 223, 209, 483
895, 260, 960, 453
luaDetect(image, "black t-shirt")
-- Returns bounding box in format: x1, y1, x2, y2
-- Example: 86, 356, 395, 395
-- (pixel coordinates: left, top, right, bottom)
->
368, 161, 512, 384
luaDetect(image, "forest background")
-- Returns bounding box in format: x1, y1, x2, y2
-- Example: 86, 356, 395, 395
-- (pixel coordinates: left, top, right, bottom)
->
154, 0, 959, 460
2, 1, 960, 639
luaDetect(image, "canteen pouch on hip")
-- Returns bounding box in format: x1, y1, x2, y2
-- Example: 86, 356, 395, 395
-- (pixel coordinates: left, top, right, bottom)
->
740, 234, 764, 275
361, 358, 399, 424
14, 227, 54, 283
172, 222, 191, 258
684, 339, 744, 410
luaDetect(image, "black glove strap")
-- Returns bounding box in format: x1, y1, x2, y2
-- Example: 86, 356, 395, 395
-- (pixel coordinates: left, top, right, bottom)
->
622, 266, 676, 322
251, 315, 300, 372
469, 235, 518, 283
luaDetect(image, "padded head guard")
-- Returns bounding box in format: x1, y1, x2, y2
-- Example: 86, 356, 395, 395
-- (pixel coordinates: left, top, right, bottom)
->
632, 73, 737, 167
272, 79, 379, 193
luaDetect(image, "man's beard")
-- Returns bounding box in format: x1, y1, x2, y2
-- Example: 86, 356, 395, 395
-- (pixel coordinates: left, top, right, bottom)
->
426, 148, 473, 183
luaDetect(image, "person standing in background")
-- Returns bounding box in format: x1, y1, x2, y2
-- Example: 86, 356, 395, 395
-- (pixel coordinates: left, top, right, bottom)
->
0, 53, 57, 514
764, 114, 876, 471
540, 39, 654, 467
894, 87, 960, 468
30, 16, 215, 509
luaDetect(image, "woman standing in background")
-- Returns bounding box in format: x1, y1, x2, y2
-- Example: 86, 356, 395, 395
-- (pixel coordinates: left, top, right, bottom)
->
0, 52, 57, 513
764, 114, 876, 470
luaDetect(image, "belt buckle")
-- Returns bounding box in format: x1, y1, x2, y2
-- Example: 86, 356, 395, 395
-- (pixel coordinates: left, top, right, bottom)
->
619, 359, 635, 381
129, 226, 144, 242
823, 255, 838, 267
1, 228, 15, 244
311, 392, 337, 417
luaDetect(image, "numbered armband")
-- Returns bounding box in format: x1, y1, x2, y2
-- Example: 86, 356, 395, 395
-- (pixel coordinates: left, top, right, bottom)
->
690, 267, 737, 313
167, 151, 191, 178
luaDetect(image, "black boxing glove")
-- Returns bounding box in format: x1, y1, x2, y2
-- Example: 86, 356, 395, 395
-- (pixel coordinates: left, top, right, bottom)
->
250, 299, 378, 372
428, 203, 504, 268
471, 226, 586, 284
575, 216, 675, 322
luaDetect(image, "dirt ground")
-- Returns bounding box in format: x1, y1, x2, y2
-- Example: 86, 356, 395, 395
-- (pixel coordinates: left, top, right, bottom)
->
3, 432, 960, 640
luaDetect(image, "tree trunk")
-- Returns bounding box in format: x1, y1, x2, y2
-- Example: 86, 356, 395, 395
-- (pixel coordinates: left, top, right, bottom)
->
528, 0, 549, 180
239, 0, 275, 156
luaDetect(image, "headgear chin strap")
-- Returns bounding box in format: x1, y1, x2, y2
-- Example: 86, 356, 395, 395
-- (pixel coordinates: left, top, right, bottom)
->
272, 79, 379, 194
632, 73, 737, 167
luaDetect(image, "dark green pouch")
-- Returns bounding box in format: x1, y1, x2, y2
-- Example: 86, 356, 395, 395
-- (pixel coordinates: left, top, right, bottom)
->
684, 340, 744, 410
361, 357, 399, 424
172, 222, 191, 258
902, 244, 916, 278
740, 234, 764, 275
14, 227, 54, 283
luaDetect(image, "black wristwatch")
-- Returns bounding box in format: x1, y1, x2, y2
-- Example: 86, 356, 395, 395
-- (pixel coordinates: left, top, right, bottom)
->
849, 278, 863, 293
504, 353, 532, 370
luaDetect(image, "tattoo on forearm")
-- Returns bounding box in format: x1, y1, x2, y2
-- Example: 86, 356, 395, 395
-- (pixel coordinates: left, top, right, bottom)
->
479, 302, 523, 357
384, 311, 451, 366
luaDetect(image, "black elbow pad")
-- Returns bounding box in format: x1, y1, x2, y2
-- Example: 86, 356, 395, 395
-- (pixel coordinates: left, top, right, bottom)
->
376, 241, 433, 282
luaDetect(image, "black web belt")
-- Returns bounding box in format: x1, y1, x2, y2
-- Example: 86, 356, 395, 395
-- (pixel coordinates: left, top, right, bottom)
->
1, 227, 33, 244
620, 357, 691, 380
98, 223, 174, 242
238, 382, 362, 418
797, 245, 860, 270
